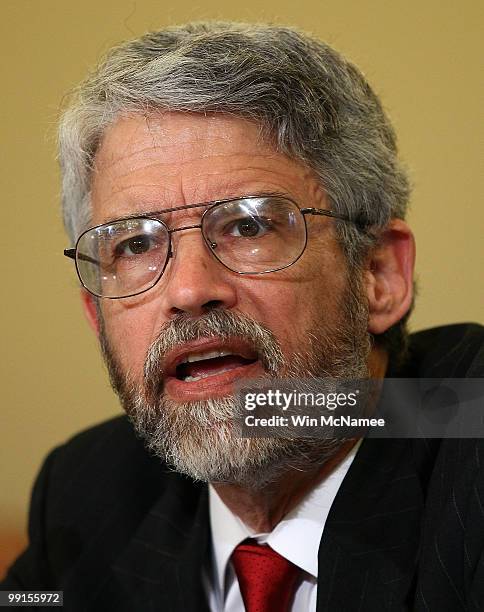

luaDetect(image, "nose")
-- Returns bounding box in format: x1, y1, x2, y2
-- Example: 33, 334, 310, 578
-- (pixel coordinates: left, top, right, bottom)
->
158, 229, 238, 318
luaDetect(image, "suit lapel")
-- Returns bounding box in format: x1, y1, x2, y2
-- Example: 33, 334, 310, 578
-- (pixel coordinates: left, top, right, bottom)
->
109, 472, 210, 612
316, 438, 437, 611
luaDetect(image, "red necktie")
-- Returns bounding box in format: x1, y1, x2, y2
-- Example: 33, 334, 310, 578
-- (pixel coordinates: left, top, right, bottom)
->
231, 539, 301, 612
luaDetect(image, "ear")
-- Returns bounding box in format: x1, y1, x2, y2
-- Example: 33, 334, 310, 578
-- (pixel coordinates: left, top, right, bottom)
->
80, 289, 100, 337
365, 219, 415, 335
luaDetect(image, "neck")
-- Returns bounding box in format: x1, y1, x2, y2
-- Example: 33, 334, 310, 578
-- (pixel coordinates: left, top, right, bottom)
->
212, 346, 388, 532
212, 439, 357, 532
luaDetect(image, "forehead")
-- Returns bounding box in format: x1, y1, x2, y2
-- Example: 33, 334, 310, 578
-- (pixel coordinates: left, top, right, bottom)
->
90, 112, 326, 224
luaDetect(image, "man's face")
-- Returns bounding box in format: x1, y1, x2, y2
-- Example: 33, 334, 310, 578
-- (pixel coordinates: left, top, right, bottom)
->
88, 112, 370, 485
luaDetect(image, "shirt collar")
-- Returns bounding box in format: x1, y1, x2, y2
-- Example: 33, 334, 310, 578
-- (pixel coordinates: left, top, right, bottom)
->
208, 441, 360, 597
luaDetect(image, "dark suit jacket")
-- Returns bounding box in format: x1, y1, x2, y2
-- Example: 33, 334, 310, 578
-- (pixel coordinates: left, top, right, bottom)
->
2, 324, 484, 611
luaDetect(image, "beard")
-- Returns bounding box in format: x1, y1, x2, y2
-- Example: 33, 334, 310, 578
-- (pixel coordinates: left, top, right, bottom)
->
98, 274, 371, 489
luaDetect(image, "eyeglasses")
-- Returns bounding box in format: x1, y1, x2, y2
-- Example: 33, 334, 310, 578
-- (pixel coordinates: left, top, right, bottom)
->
64, 195, 361, 299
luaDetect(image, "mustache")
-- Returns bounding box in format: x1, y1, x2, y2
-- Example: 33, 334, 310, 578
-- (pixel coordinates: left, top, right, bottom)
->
143, 310, 285, 400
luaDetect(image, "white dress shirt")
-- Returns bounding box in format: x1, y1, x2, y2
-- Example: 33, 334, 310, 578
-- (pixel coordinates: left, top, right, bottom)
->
204, 442, 360, 612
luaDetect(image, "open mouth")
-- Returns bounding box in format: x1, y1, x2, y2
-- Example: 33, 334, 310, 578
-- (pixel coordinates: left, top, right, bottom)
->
163, 337, 265, 401
175, 349, 258, 382
162, 338, 262, 400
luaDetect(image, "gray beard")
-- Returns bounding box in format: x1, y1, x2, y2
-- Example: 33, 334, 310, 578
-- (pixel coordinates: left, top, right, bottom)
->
99, 276, 371, 490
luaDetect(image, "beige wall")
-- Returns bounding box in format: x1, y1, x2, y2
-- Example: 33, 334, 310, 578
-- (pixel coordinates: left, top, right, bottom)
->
1, 0, 482, 562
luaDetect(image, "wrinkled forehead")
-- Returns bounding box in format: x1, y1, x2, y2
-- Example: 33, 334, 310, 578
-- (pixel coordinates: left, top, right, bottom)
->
90, 111, 327, 225
94, 111, 270, 164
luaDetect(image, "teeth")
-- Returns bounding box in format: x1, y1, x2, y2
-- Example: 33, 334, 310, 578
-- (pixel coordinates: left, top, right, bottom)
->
183, 349, 232, 364
183, 367, 236, 383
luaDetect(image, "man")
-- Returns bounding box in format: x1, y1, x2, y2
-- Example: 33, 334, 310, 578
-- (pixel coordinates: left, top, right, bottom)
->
2, 22, 483, 611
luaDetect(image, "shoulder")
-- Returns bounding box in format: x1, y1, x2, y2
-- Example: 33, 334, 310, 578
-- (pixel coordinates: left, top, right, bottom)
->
1, 417, 163, 588
406, 323, 484, 377
41, 415, 172, 519
402, 325, 484, 606
45, 415, 153, 483
2, 416, 202, 590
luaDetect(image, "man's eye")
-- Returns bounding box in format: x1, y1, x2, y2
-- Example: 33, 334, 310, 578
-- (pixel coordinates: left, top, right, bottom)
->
226, 216, 272, 238
114, 234, 156, 257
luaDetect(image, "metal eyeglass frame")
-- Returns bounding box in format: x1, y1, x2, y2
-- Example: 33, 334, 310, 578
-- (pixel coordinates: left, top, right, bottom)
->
63, 194, 364, 299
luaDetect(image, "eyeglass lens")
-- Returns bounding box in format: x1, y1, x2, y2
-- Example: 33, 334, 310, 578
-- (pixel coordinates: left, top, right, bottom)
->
75, 197, 307, 298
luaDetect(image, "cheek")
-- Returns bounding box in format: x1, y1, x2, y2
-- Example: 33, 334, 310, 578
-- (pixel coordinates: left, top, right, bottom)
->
241, 269, 343, 349
101, 302, 157, 375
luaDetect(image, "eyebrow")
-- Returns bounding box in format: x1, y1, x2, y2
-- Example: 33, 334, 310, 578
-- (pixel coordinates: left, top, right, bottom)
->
101, 191, 292, 225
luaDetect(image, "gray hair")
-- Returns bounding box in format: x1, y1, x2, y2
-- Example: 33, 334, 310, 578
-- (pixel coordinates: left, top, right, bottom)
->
58, 21, 411, 358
